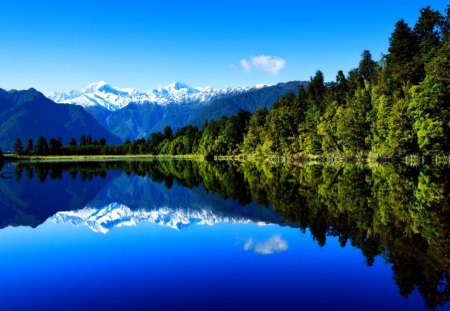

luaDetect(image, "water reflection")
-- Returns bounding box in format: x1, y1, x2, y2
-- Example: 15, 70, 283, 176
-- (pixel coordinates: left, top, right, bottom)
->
0, 159, 448, 309
243, 235, 289, 255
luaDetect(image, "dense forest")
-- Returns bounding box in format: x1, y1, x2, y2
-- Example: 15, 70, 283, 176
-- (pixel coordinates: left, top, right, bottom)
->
4, 6, 449, 161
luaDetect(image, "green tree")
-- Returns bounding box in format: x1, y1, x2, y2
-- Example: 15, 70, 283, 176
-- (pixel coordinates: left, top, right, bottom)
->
80, 135, 87, 147
241, 108, 268, 153
408, 40, 450, 155
386, 95, 417, 156
263, 94, 302, 154
358, 50, 376, 82
163, 126, 173, 140
386, 19, 420, 84
69, 137, 77, 147
35, 136, 49, 155
442, 5, 450, 41
414, 6, 444, 66
298, 71, 326, 154
336, 89, 371, 154
14, 138, 23, 156
147, 132, 164, 154
24, 138, 34, 155
49, 138, 63, 155
318, 101, 342, 153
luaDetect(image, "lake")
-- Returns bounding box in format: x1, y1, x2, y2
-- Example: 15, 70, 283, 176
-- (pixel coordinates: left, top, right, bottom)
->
0, 160, 448, 310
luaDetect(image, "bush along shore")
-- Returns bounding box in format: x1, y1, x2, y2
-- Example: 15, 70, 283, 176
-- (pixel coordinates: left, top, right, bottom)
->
2, 7, 449, 167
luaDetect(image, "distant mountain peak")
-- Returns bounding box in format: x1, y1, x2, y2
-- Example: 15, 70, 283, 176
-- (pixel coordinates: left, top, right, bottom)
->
50, 81, 249, 111
85, 81, 111, 93
166, 81, 197, 91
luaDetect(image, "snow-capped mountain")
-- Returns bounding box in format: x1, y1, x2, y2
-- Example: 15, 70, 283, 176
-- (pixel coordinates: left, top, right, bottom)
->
50, 203, 262, 234
50, 81, 250, 111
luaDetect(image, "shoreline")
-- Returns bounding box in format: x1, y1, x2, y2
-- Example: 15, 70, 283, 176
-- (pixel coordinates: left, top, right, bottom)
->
3, 154, 204, 162
3, 153, 450, 166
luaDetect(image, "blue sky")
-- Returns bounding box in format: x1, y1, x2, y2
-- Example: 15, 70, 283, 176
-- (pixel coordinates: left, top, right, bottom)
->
0, 0, 448, 94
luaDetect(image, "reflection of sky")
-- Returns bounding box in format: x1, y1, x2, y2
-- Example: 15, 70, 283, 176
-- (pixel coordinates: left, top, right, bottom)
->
0, 221, 431, 310
243, 235, 288, 255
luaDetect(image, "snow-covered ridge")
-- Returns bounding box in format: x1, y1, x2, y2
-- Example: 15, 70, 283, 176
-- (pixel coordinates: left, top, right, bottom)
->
50, 203, 265, 234
49, 81, 254, 111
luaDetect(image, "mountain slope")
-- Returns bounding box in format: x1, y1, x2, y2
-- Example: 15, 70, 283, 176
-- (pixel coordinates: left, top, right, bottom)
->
188, 81, 306, 127
0, 88, 121, 150
101, 101, 207, 140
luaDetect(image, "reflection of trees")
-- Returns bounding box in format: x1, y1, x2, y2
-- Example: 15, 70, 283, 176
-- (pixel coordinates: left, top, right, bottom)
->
10, 159, 449, 309
238, 162, 449, 310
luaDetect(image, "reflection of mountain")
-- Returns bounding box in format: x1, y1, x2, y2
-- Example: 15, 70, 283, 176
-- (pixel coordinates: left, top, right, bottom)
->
51, 173, 283, 233
0, 164, 282, 231
0, 168, 120, 229
51, 203, 263, 233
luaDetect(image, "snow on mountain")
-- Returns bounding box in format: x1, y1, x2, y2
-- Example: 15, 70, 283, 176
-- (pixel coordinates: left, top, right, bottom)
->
50, 203, 260, 234
50, 81, 149, 111
49, 81, 253, 111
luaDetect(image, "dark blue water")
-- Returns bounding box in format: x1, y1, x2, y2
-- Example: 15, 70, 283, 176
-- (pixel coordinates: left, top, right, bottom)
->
0, 160, 447, 310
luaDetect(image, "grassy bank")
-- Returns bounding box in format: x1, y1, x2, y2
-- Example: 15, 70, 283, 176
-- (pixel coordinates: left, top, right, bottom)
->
3, 152, 450, 166
4, 154, 204, 163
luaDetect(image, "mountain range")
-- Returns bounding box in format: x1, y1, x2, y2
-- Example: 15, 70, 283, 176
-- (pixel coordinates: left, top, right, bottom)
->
50, 81, 305, 141
0, 88, 121, 151
0, 80, 305, 149
50, 81, 249, 111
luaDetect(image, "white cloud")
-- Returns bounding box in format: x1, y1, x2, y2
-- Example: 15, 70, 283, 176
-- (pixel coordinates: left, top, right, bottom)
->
240, 55, 286, 75
243, 235, 289, 255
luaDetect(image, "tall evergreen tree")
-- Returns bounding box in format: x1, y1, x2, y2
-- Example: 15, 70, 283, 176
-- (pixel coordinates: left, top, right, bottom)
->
25, 138, 34, 155
442, 5, 450, 41
386, 20, 420, 84
69, 137, 77, 147
14, 138, 23, 156
86, 135, 93, 145
414, 6, 444, 66
80, 135, 87, 147
35, 136, 49, 155
163, 126, 173, 140
49, 138, 63, 155
358, 50, 376, 82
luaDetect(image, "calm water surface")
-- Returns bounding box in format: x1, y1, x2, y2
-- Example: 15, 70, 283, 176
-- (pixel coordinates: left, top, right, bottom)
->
0, 160, 448, 310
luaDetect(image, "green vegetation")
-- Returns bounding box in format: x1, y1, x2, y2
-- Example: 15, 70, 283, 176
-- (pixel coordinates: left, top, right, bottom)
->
11, 6, 450, 163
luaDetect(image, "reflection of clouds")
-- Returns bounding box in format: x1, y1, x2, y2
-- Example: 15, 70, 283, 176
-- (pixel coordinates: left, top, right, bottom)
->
243, 235, 288, 255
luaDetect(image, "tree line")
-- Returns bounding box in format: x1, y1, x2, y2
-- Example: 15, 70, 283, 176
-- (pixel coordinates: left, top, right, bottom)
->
13, 135, 109, 156
7, 6, 450, 160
